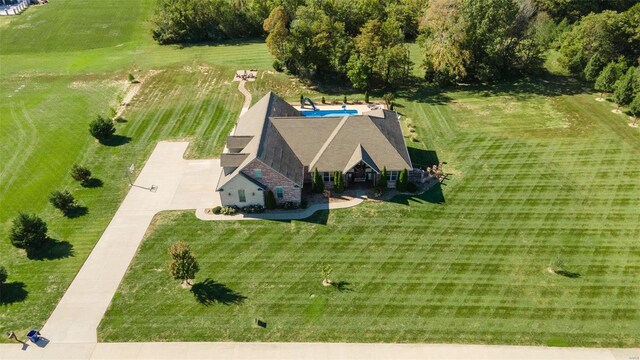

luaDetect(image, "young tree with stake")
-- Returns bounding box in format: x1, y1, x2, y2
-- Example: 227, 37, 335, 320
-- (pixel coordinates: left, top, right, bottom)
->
168, 241, 200, 287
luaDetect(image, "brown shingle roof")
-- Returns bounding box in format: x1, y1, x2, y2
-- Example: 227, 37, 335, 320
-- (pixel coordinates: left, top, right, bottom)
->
217, 93, 412, 191
217, 92, 304, 190
220, 153, 249, 167
226, 136, 253, 151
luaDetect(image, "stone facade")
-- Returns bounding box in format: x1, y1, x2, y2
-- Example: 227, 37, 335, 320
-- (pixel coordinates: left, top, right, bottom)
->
241, 159, 302, 205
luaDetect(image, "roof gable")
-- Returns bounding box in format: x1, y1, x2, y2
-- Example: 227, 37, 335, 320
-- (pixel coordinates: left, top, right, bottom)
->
310, 115, 411, 172
343, 144, 380, 173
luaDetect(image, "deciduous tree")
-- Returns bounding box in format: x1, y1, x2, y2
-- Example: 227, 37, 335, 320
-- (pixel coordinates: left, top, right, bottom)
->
613, 67, 637, 109
168, 241, 200, 287
629, 93, 640, 126
595, 61, 625, 99
263, 6, 289, 62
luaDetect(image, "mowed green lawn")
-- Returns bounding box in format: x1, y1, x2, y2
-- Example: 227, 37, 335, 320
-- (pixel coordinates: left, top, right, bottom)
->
99, 77, 639, 347
1, 0, 639, 348
0, 0, 270, 340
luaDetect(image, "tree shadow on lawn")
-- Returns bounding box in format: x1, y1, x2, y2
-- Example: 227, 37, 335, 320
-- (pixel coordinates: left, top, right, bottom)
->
99, 135, 131, 147
397, 72, 587, 104
408, 148, 440, 169
0, 282, 28, 305
556, 270, 581, 279
82, 178, 103, 188
332, 280, 353, 293
26, 238, 74, 261
388, 183, 446, 206
63, 205, 88, 219
260, 209, 330, 225
176, 37, 266, 50
191, 279, 247, 306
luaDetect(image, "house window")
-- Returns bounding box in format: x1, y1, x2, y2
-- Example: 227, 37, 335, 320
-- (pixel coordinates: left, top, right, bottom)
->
387, 171, 399, 181
254, 169, 262, 179
322, 172, 333, 182
238, 189, 246, 203
275, 187, 284, 199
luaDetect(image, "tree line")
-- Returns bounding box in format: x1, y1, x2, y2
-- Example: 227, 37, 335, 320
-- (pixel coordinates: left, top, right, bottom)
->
151, 0, 639, 90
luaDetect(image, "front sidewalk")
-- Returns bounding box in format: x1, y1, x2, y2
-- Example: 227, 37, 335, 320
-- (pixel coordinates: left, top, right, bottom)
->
195, 197, 364, 221
0, 341, 634, 360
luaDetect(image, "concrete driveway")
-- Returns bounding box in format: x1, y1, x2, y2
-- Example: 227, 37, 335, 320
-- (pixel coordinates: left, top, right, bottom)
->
40, 142, 221, 343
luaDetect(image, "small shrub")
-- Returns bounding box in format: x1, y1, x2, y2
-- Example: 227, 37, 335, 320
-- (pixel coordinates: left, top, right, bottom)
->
273, 60, 284, 72
280, 201, 298, 210
321, 96, 326, 104
70, 164, 92, 185
89, 115, 116, 141
364, 91, 369, 103
407, 182, 418, 193
396, 169, 408, 192
10, 213, 48, 250
379, 167, 388, 189
333, 171, 344, 193
408, 127, 416, 133
212, 206, 222, 214
343, 95, 347, 104
550, 255, 565, 273
321, 264, 332, 285
220, 206, 238, 215
300, 199, 308, 209
410, 134, 420, 142
265, 190, 276, 210
383, 92, 395, 107
49, 190, 76, 213
312, 168, 324, 193
128, 73, 136, 83
242, 204, 265, 214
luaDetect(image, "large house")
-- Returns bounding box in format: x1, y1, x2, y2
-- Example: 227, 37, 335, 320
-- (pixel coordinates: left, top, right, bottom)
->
216, 92, 412, 207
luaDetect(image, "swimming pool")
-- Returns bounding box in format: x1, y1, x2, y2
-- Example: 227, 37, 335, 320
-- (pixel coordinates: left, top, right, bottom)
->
300, 109, 359, 117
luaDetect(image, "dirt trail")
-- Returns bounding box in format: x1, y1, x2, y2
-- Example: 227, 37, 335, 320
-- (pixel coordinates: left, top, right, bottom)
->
115, 70, 160, 119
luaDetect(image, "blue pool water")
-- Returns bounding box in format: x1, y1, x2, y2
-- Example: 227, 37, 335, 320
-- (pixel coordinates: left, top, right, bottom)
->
300, 109, 358, 117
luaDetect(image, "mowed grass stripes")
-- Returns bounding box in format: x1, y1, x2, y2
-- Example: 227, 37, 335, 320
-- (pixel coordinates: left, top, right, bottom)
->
0, 0, 266, 340
99, 79, 639, 347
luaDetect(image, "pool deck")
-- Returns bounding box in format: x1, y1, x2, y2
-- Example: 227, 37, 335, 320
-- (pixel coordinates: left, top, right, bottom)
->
292, 103, 382, 115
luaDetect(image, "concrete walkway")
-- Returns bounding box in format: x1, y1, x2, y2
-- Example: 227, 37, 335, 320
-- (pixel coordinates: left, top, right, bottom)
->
1, 341, 636, 360
238, 80, 251, 115
195, 197, 364, 221
40, 142, 222, 343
